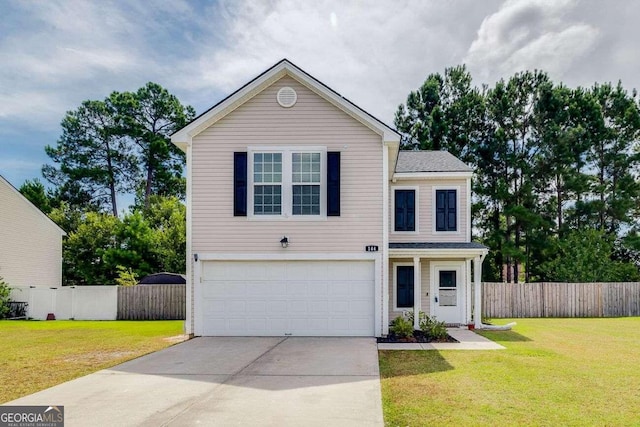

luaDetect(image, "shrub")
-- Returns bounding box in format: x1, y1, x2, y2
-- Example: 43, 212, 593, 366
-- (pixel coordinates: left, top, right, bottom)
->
0, 277, 11, 318
115, 266, 138, 287
390, 314, 414, 339
426, 317, 449, 340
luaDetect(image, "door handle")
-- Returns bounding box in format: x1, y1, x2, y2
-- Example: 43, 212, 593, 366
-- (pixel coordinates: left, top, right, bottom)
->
435, 296, 438, 303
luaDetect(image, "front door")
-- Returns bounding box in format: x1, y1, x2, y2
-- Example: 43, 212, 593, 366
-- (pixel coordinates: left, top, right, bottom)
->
432, 262, 464, 324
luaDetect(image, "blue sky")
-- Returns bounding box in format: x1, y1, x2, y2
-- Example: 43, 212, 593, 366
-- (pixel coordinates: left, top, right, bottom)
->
1, 0, 639, 198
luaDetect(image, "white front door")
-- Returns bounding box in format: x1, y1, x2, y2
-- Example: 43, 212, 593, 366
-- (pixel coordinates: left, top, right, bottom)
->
431, 262, 465, 324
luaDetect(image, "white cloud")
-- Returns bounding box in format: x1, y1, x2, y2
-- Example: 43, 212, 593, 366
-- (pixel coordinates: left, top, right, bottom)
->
175, 0, 495, 124
464, 0, 600, 83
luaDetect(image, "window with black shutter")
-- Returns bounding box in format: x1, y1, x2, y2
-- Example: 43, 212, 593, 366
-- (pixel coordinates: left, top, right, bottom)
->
435, 189, 457, 231
394, 189, 415, 231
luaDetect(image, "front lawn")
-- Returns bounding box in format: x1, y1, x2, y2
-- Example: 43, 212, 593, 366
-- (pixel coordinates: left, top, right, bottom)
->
379, 318, 640, 426
0, 320, 184, 403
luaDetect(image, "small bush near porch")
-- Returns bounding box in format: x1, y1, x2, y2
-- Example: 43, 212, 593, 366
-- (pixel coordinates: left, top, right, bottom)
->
379, 318, 640, 426
0, 320, 184, 403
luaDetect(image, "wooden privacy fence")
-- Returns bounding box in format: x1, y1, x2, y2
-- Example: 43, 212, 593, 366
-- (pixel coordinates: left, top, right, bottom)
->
483, 282, 640, 318
117, 284, 185, 320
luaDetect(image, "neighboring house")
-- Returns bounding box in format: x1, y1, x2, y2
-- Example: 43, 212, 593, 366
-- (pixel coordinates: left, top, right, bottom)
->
0, 175, 66, 288
172, 59, 488, 337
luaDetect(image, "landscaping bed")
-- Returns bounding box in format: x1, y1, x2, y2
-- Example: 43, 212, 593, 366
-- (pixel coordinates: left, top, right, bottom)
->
377, 330, 458, 343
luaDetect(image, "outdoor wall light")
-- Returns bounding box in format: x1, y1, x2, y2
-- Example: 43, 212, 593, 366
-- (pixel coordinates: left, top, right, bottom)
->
280, 236, 289, 248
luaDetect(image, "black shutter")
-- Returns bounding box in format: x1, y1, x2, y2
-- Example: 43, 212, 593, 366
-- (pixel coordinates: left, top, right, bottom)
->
394, 190, 415, 231
397, 266, 414, 308
436, 190, 446, 231
447, 190, 457, 231
327, 152, 340, 216
234, 152, 247, 216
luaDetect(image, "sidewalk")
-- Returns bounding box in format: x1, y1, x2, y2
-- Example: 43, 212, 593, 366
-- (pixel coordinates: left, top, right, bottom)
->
377, 328, 505, 350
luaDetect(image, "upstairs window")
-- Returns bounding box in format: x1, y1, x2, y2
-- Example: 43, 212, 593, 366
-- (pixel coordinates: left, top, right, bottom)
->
394, 189, 416, 232
292, 153, 321, 215
435, 189, 457, 231
248, 148, 328, 218
253, 153, 282, 215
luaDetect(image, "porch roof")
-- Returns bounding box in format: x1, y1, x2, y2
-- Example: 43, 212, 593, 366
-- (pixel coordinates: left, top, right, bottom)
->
389, 242, 488, 258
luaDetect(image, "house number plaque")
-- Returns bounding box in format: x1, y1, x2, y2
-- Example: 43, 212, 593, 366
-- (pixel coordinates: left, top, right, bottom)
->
365, 245, 379, 252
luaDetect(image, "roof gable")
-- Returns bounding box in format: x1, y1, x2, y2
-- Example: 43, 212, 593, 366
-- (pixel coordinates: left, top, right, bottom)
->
171, 59, 401, 151
0, 175, 66, 235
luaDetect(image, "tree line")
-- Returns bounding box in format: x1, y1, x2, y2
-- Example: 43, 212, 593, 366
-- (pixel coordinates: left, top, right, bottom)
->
395, 66, 640, 282
18, 68, 640, 285
20, 83, 193, 285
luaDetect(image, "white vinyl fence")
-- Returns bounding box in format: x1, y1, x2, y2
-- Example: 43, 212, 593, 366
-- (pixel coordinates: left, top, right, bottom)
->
9, 286, 118, 320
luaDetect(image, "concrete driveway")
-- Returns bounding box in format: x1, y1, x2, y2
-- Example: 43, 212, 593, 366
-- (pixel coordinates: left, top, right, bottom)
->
8, 337, 383, 426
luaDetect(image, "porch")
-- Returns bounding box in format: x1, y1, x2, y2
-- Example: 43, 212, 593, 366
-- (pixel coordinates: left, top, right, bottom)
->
385, 242, 488, 334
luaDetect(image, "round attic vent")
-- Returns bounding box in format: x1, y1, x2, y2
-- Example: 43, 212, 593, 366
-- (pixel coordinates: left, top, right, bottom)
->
277, 86, 297, 108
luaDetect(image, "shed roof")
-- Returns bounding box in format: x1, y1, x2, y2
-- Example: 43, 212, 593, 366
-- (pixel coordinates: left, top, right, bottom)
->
138, 273, 186, 285
395, 151, 472, 173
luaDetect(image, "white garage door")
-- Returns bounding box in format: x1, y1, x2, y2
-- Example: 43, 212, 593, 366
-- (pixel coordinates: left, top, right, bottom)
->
200, 260, 375, 336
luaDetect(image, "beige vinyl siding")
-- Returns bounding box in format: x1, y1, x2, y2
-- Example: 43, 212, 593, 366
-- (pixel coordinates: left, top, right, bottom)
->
191, 76, 383, 254
388, 259, 431, 321
389, 178, 469, 243
0, 179, 63, 287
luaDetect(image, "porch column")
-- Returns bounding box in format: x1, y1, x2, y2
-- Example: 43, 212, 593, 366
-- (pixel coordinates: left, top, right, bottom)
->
474, 255, 483, 329
413, 256, 421, 330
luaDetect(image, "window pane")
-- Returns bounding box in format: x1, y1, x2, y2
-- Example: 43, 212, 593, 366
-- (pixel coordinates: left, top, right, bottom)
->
439, 271, 456, 288
292, 185, 320, 215
253, 152, 282, 186
254, 185, 282, 215
292, 152, 321, 183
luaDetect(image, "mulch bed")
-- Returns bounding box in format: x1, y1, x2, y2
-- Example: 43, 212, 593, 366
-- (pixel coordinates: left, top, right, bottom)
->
377, 330, 458, 344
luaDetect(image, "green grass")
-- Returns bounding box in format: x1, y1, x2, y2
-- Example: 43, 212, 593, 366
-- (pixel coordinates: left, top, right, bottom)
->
0, 320, 184, 403
379, 318, 640, 426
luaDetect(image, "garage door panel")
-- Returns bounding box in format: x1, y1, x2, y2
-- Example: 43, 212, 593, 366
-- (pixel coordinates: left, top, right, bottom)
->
200, 260, 375, 336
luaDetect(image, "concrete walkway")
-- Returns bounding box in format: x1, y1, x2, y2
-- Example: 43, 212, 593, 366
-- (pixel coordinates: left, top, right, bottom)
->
377, 328, 505, 350
8, 337, 383, 427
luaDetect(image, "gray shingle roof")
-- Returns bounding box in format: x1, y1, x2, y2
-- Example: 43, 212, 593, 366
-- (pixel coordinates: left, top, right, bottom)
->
389, 242, 488, 250
395, 151, 472, 173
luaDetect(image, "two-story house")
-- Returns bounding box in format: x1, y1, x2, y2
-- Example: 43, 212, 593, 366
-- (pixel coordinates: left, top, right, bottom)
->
171, 60, 488, 337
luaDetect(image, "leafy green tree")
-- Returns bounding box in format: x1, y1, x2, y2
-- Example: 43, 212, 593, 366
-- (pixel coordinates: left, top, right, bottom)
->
62, 212, 121, 285
138, 195, 186, 273
394, 65, 484, 163
43, 99, 138, 215
583, 82, 640, 233
540, 229, 639, 282
112, 83, 195, 208
19, 179, 53, 214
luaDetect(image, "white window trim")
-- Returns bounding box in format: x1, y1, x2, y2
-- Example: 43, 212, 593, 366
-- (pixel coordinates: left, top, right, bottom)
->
432, 185, 462, 235
247, 146, 327, 221
391, 186, 419, 234
393, 262, 415, 312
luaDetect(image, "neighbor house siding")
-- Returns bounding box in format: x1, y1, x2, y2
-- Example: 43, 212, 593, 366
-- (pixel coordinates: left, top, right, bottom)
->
191, 76, 384, 254
389, 178, 469, 243
0, 179, 63, 287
